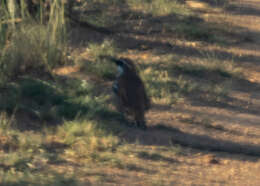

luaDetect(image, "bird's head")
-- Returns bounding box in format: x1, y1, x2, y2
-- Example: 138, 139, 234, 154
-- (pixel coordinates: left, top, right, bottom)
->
110, 58, 137, 76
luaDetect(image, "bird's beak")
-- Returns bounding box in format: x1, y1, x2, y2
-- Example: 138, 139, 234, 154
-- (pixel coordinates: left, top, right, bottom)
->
100, 55, 124, 66
110, 58, 123, 66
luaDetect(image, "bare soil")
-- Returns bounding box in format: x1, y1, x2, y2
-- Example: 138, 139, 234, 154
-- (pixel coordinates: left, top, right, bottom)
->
142, 0, 260, 185
58, 0, 260, 185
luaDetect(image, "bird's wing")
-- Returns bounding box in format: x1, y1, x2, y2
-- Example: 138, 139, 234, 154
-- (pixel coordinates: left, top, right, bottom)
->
117, 79, 129, 107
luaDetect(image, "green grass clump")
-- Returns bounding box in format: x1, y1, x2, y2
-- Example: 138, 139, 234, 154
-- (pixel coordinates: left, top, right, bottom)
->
141, 66, 196, 104
57, 120, 121, 156
0, 76, 123, 129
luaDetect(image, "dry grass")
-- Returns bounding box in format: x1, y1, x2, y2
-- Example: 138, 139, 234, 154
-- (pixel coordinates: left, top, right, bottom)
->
1, 0, 260, 185
0, 0, 67, 86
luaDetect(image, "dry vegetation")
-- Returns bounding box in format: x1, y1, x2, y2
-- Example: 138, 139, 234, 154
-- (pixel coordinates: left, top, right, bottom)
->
1, 0, 260, 185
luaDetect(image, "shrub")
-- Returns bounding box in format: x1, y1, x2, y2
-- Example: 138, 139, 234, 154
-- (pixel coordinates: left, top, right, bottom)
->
0, 0, 67, 86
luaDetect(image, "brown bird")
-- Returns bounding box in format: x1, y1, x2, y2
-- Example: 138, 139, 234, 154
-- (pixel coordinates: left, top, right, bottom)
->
111, 58, 150, 130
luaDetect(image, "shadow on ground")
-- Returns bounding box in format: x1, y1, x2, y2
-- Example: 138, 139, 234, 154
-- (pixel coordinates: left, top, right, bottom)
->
70, 0, 260, 48
121, 124, 260, 162
0, 76, 125, 131
225, 2, 260, 17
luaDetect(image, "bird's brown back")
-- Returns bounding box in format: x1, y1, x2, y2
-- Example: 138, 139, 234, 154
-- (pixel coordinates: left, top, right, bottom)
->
117, 70, 150, 112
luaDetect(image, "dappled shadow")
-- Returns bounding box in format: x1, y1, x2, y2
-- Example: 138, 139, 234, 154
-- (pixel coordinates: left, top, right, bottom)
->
2, 0, 260, 167
52, 0, 260, 178
174, 105, 260, 130
192, 0, 260, 19
178, 115, 260, 138
109, 7, 246, 45
69, 26, 107, 48
69, 0, 259, 48
121, 124, 260, 161
188, 93, 260, 116
115, 33, 260, 64
138, 55, 260, 116
0, 76, 125, 131
196, 0, 229, 7
187, 77, 260, 116
225, 2, 260, 17
68, 0, 260, 79
169, 126, 260, 158
153, 102, 260, 136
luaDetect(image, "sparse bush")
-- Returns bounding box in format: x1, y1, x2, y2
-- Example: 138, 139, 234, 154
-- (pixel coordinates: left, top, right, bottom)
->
0, 0, 67, 86
1, 24, 64, 77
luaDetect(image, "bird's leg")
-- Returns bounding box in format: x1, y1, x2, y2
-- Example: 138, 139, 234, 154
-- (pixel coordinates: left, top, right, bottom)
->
136, 120, 147, 130
134, 110, 147, 130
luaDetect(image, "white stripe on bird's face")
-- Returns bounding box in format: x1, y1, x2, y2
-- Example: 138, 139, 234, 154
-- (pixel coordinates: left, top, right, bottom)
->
112, 81, 119, 95
113, 81, 118, 89
117, 66, 124, 76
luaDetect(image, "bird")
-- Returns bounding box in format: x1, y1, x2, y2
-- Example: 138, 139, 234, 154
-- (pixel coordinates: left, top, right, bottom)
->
110, 57, 150, 130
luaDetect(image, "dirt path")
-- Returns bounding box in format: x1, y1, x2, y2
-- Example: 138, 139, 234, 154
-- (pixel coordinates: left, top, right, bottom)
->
134, 0, 260, 184
133, 0, 260, 154
64, 0, 260, 185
